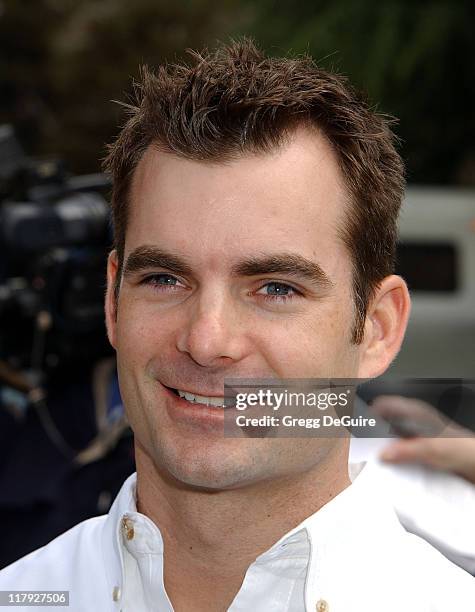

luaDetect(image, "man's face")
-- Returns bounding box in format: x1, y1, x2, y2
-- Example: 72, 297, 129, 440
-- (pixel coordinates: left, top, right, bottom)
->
106, 127, 366, 489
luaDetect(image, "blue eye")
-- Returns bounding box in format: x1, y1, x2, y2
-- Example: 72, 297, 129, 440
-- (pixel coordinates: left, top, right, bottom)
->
141, 274, 181, 290
257, 282, 300, 302
265, 282, 292, 296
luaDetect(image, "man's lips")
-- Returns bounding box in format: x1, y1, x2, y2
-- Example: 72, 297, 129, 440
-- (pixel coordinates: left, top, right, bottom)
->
161, 382, 224, 398
160, 384, 232, 430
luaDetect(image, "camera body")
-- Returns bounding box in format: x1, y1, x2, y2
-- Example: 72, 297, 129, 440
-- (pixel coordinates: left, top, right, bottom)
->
0, 125, 113, 383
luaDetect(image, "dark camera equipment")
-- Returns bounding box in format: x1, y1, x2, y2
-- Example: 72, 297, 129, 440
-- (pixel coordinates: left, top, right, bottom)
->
0, 124, 113, 394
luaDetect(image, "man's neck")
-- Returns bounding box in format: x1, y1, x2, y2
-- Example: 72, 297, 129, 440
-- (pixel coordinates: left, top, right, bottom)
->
135, 443, 350, 611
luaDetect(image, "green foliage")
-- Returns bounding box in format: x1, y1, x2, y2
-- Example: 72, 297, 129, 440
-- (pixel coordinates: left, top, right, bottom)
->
237, 0, 475, 184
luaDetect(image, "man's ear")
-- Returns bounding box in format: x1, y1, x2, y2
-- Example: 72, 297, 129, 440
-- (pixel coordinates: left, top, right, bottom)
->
105, 250, 119, 350
358, 275, 411, 379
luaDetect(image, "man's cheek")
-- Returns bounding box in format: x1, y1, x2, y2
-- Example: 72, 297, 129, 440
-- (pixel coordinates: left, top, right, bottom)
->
116, 317, 150, 356
267, 333, 317, 376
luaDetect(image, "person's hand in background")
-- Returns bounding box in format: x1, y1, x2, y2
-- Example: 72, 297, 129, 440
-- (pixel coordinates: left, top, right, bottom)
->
371, 395, 475, 485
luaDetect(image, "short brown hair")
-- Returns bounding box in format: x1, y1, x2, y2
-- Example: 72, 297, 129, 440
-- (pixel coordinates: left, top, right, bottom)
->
104, 38, 404, 343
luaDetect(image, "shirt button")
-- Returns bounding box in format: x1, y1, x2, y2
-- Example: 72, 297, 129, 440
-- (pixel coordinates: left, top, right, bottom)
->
112, 586, 121, 602
316, 600, 329, 612
122, 517, 135, 540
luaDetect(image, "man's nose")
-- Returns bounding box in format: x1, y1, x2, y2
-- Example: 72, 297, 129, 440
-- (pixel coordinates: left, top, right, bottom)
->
175, 291, 247, 367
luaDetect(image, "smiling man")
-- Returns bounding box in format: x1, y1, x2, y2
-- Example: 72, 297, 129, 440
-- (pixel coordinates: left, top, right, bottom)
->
1, 39, 474, 611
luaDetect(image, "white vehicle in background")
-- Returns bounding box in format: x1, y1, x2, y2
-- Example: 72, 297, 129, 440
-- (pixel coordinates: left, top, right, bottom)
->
389, 186, 475, 378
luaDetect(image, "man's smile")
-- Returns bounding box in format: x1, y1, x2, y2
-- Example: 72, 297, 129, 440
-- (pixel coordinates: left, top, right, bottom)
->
172, 387, 226, 408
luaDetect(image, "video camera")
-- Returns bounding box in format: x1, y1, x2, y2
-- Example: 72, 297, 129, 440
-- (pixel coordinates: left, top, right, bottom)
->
0, 125, 113, 390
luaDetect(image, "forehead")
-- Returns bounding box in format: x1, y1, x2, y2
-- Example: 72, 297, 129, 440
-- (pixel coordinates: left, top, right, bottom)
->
126, 127, 350, 274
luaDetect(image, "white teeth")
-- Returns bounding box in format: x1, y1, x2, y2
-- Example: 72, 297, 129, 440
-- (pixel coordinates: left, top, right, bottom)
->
207, 396, 227, 408
177, 389, 225, 408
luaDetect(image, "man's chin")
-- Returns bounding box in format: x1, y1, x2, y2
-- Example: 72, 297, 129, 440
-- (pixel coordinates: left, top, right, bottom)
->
152, 439, 272, 492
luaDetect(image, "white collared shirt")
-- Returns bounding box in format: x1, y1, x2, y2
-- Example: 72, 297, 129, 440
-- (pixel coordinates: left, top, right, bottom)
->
1, 460, 474, 611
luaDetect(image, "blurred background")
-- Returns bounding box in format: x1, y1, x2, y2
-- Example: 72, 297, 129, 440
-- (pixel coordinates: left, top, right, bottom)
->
0, 0, 474, 568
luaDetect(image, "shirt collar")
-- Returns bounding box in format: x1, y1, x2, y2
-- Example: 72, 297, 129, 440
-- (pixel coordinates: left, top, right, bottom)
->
102, 460, 402, 610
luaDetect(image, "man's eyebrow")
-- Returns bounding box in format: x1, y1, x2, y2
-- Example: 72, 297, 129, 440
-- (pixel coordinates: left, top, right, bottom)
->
123, 246, 193, 277
232, 254, 333, 289
123, 247, 333, 289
